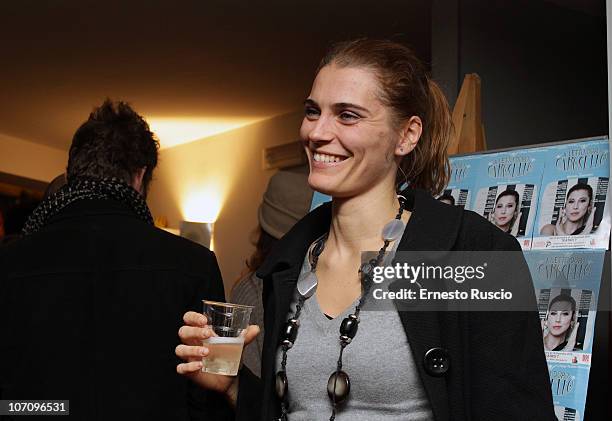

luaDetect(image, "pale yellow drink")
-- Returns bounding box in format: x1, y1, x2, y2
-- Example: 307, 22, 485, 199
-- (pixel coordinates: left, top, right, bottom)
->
202, 336, 245, 376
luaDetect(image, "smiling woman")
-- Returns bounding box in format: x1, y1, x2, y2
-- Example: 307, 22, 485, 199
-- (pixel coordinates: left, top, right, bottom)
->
301, 40, 450, 199
540, 182, 594, 236
543, 294, 578, 351
176, 39, 555, 421
491, 189, 520, 233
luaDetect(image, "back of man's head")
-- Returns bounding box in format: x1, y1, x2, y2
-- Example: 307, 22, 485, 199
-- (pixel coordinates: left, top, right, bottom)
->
67, 99, 159, 195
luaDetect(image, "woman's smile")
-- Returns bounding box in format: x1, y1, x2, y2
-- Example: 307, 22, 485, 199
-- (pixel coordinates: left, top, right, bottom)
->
311, 151, 351, 168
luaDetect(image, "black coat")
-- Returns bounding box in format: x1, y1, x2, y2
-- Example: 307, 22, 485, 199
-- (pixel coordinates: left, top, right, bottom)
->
237, 188, 555, 420
0, 199, 232, 420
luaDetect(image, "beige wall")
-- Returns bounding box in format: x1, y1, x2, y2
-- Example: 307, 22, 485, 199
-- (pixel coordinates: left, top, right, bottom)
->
0, 133, 67, 182
147, 111, 303, 295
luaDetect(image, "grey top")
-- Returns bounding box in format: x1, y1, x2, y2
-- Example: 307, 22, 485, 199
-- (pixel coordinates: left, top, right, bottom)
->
231, 271, 264, 377
277, 235, 434, 420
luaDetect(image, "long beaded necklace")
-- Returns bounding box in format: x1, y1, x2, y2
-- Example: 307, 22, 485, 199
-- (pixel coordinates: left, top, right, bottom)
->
274, 195, 407, 421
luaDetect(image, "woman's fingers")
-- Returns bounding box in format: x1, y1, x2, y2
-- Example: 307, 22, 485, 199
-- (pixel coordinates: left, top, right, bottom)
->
183, 311, 207, 327
178, 325, 214, 345
178, 312, 210, 345
243, 324, 261, 346
176, 360, 203, 375
177, 325, 259, 361
176, 361, 236, 396
176, 344, 209, 360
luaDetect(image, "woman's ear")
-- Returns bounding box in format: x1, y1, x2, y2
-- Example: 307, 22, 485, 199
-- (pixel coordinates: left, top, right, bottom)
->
396, 116, 422, 157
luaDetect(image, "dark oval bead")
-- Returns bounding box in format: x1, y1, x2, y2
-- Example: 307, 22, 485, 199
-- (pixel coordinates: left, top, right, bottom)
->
275, 371, 288, 400
339, 317, 359, 339
327, 370, 350, 403
282, 320, 299, 344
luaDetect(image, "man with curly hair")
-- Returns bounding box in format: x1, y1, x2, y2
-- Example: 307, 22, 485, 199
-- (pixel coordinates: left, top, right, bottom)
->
0, 100, 232, 420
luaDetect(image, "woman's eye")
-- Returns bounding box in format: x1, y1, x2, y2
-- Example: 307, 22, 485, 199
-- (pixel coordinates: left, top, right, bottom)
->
304, 107, 320, 118
562, 312, 570, 316
339, 111, 359, 122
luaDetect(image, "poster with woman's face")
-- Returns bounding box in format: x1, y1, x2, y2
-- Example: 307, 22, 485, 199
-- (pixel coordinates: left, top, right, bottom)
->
532, 138, 610, 249
537, 288, 596, 353
469, 149, 546, 249
525, 250, 604, 356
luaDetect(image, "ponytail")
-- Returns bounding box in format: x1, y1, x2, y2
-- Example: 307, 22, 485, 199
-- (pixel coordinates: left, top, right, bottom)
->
397, 79, 452, 195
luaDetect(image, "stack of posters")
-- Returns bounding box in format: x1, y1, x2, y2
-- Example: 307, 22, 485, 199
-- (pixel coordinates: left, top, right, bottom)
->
447, 137, 610, 250
447, 137, 610, 420
525, 250, 605, 421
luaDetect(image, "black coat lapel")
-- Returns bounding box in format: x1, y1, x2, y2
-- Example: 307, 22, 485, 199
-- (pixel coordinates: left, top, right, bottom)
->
391, 189, 463, 421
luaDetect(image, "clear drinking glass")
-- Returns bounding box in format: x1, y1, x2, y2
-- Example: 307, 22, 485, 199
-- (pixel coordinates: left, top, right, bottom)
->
201, 300, 253, 376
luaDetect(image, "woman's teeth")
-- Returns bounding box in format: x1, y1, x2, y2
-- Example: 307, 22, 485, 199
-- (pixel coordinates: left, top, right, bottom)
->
313, 152, 345, 163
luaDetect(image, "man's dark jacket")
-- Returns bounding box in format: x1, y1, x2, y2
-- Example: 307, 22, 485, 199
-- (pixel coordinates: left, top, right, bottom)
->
237, 188, 556, 420
0, 199, 231, 420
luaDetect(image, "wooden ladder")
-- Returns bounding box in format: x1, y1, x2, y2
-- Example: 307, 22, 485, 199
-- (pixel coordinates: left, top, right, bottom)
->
448, 73, 487, 155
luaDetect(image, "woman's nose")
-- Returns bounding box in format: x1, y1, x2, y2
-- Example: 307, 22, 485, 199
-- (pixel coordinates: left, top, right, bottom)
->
307, 116, 334, 143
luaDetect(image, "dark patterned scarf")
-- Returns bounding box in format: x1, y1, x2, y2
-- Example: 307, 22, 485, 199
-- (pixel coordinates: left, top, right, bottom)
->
22, 177, 153, 236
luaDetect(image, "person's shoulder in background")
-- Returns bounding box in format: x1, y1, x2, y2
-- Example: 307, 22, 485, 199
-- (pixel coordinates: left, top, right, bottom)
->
148, 225, 221, 277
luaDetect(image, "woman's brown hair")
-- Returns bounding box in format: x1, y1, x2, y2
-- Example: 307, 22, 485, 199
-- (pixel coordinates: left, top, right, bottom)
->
318, 39, 452, 195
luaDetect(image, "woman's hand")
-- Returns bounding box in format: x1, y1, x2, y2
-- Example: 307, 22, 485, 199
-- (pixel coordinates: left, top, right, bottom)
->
175, 311, 260, 400
583, 206, 596, 234
510, 211, 523, 237
555, 208, 568, 235
564, 321, 580, 351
